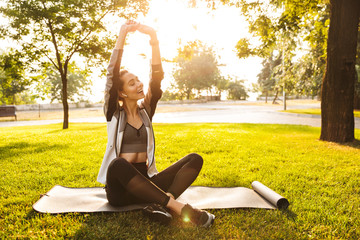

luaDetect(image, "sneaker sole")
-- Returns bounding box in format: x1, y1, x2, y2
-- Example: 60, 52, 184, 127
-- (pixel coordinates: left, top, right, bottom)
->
143, 209, 172, 225
202, 213, 215, 227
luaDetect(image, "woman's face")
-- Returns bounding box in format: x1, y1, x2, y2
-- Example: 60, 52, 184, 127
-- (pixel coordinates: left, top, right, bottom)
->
119, 72, 145, 100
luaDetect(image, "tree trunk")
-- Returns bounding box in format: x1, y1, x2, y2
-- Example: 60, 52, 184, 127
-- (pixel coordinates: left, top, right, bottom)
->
265, 90, 268, 103
272, 90, 279, 104
283, 88, 286, 110
61, 74, 69, 129
320, 0, 360, 142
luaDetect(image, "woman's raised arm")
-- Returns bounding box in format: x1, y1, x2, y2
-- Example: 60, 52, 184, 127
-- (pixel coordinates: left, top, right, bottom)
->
137, 24, 161, 65
104, 21, 139, 121
137, 24, 164, 119
114, 20, 139, 49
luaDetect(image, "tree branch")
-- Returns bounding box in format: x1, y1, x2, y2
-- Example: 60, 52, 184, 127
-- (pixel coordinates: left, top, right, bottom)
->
66, 8, 112, 63
42, 50, 59, 71
41, 0, 64, 75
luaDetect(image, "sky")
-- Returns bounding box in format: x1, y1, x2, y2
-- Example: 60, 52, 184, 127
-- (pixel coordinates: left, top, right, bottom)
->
90, 0, 262, 102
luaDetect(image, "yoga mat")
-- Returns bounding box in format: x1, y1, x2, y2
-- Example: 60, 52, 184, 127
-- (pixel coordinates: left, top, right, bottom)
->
33, 181, 289, 214
251, 181, 289, 209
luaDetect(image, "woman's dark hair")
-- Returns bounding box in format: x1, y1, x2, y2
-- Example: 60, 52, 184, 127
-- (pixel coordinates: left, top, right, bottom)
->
117, 69, 129, 91
116, 69, 129, 106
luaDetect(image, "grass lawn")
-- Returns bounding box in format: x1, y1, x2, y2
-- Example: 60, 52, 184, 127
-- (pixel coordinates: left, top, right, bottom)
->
283, 108, 360, 118
1, 123, 359, 239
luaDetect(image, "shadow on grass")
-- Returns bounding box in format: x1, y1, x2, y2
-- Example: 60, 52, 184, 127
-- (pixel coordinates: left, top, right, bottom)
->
338, 139, 360, 149
45, 124, 106, 134
320, 138, 360, 149
25, 210, 164, 238
25, 209, 41, 220
280, 208, 297, 221
46, 129, 65, 135
69, 207, 300, 239
0, 141, 69, 160
72, 210, 221, 239
21, 207, 300, 238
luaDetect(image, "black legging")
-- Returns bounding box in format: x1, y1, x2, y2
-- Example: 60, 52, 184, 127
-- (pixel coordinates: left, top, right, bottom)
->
105, 153, 203, 207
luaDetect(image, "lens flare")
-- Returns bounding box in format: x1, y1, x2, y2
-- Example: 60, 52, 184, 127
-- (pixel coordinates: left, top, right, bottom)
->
183, 215, 190, 223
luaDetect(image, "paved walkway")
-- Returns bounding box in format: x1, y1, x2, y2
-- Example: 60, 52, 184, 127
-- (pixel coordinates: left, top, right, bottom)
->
153, 103, 325, 128
1, 102, 359, 129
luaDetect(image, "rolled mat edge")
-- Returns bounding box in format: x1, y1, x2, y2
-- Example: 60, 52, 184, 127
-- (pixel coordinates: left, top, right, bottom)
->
251, 181, 290, 209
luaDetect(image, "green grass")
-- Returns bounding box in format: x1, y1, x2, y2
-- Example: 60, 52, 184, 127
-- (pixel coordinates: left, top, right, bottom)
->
1, 123, 360, 239
283, 108, 360, 118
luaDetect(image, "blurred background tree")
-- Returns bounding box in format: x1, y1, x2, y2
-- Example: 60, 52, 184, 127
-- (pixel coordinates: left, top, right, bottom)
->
219, 0, 359, 142
256, 52, 281, 103
170, 40, 246, 101
0, 49, 32, 105
34, 62, 91, 103
0, 0, 149, 129
227, 77, 248, 100
172, 41, 223, 100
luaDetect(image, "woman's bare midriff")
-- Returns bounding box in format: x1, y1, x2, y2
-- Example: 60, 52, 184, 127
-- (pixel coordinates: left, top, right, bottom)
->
119, 152, 147, 164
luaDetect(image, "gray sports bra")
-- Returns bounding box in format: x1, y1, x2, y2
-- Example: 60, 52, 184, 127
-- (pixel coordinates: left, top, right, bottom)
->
121, 123, 147, 153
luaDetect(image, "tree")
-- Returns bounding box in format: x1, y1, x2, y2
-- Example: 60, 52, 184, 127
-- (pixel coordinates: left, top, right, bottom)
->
292, 53, 322, 99
297, 5, 329, 99
35, 62, 91, 103
214, 76, 229, 100
231, 0, 324, 108
161, 87, 182, 101
227, 78, 248, 100
256, 52, 281, 103
173, 41, 222, 99
223, 0, 359, 142
0, 50, 30, 105
320, 0, 360, 142
0, 0, 148, 129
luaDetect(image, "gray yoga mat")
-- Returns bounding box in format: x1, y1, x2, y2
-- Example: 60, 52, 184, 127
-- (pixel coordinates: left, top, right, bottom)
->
33, 181, 289, 214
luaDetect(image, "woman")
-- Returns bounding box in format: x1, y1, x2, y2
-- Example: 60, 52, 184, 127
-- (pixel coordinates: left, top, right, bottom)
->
97, 20, 215, 227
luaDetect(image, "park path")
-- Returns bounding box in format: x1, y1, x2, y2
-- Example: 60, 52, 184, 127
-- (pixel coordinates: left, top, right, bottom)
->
1, 101, 360, 129
153, 102, 325, 127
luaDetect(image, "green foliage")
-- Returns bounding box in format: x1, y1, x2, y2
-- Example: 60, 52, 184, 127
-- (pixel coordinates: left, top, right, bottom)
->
227, 78, 248, 100
296, 5, 329, 97
34, 62, 92, 103
256, 52, 281, 97
0, 0, 149, 66
214, 76, 230, 98
173, 41, 223, 100
161, 89, 183, 101
292, 53, 323, 97
13, 90, 38, 105
171, 40, 246, 101
1, 123, 360, 238
228, 0, 330, 99
0, 0, 149, 128
233, 1, 279, 58
235, 38, 255, 59
175, 40, 203, 61
0, 50, 31, 105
